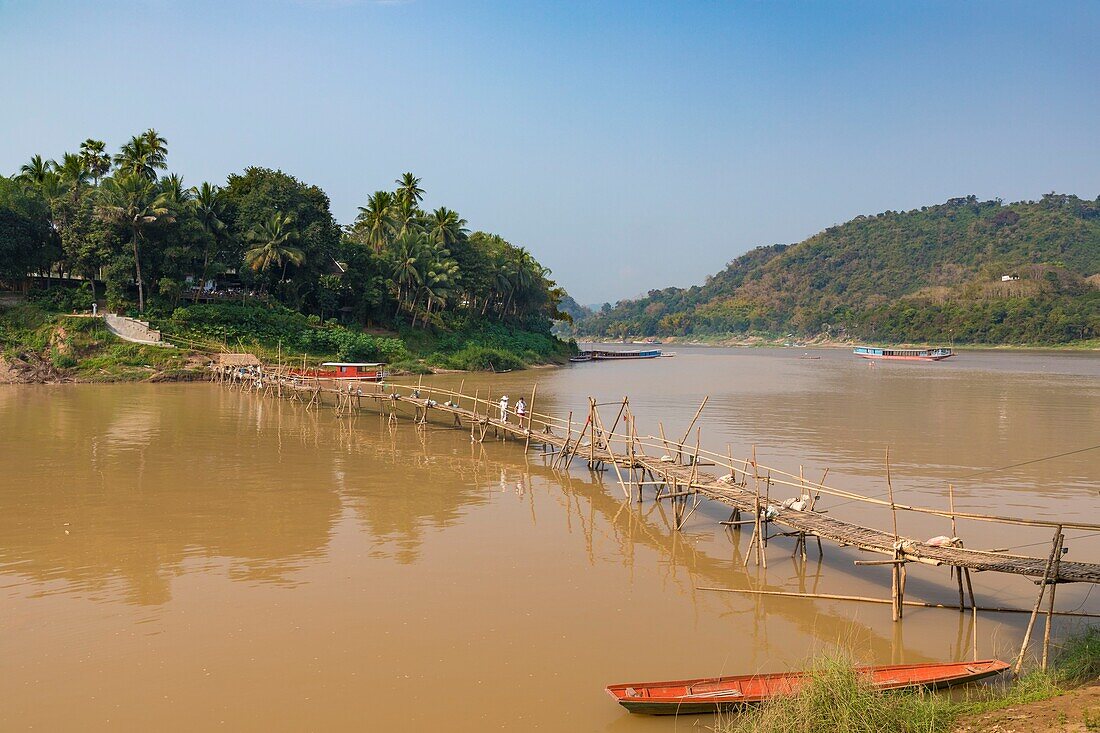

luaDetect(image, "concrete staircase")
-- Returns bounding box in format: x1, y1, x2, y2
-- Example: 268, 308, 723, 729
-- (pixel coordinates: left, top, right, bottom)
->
103, 314, 171, 347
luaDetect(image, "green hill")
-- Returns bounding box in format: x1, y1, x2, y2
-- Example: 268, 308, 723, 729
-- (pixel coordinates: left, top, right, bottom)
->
575, 194, 1100, 345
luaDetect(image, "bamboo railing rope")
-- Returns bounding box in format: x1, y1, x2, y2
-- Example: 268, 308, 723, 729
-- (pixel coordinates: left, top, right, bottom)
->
539, 426, 1100, 532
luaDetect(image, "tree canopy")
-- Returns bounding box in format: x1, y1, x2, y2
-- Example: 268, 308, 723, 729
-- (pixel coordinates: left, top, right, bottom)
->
1, 130, 567, 339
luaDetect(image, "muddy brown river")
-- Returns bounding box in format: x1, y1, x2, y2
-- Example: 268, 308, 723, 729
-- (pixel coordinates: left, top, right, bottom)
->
2, 347, 1098, 730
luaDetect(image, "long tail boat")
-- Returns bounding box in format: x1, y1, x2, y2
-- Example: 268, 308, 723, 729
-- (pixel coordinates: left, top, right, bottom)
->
853, 346, 954, 361
570, 349, 662, 362
606, 659, 1009, 715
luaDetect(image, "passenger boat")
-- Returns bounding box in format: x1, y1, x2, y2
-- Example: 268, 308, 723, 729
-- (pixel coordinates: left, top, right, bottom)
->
571, 349, 662, 362
287, 362, 386, 381
853, 346, 954, 361
606, 659, 1010, 715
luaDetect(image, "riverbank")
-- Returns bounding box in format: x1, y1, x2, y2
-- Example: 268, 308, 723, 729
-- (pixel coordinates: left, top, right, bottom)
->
0, 299, 574, 384
578, 333, 1100, 351
954, 683, 1100, 733
717, 628, 1099, 733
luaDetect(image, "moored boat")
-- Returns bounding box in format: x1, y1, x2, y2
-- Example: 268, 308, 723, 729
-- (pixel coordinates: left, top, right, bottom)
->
287, 362, 386, 381
571, 349, 662, 362
853, 346, 954, 361
606, 659, 1009, 715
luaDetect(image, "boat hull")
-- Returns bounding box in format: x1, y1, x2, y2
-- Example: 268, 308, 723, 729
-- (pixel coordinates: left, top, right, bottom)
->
607, 659, 1009, 715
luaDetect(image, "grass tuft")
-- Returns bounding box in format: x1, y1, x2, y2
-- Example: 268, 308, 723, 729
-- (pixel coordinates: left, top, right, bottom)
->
719, 655, 955, 733
1053, 626, 1100, 684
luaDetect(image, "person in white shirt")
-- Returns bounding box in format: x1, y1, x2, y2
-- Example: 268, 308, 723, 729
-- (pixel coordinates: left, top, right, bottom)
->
515, 398, 527, 422
499, 395, 509, 423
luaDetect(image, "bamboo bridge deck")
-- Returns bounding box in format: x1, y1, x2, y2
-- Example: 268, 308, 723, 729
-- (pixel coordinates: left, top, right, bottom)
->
211, 360, 1100, 663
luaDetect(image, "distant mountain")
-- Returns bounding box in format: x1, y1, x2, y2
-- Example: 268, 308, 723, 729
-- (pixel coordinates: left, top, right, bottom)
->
575, 194, 1100, 345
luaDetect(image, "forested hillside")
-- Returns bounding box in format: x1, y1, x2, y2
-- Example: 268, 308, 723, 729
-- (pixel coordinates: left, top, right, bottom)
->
575, 195, 1100, 345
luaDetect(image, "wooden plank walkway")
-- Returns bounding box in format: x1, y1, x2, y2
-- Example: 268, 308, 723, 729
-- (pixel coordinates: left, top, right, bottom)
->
210, 364, 1100, 588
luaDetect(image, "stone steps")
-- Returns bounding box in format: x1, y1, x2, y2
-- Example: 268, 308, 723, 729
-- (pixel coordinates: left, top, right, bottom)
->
103, 314, 171, 347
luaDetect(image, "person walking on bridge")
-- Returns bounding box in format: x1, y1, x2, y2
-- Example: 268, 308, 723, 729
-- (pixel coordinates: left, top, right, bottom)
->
499, 395, 509, 423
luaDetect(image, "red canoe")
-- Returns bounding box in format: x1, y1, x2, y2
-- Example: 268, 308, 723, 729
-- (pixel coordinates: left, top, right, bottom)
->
606, 659, 1010, 715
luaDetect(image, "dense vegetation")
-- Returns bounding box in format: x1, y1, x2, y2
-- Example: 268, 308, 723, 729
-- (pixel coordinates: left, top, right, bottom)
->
576, 195, 1100, 345
0, 130, 573, 373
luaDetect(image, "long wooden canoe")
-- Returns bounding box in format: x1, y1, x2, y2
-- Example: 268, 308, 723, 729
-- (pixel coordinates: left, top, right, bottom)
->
606, 659, 1010, 715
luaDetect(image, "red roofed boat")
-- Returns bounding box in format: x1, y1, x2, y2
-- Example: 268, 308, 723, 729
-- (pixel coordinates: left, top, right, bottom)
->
606, 659, 1010, 715
287, 362, 385, 381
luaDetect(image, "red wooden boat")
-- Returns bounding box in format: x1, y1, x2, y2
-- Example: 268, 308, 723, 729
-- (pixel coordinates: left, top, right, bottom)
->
606, 659, 1010, 715
287, 362, 385, 381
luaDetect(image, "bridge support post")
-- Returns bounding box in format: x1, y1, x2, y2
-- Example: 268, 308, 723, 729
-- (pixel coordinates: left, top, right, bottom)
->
1014, 526, 1063, 674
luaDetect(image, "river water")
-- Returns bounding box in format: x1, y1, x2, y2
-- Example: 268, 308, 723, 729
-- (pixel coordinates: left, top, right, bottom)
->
1, 347, 1098, 731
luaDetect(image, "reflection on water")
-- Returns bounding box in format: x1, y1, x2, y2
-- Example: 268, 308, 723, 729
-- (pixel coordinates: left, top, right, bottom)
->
1, 348, 1097, 731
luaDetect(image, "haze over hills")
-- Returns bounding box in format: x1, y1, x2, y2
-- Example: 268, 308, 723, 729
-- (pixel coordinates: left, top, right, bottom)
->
572, 194, 1100, 345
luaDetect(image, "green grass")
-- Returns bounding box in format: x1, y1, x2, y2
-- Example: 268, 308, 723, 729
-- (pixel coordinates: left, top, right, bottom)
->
1051, 626, 1100, 685
717, 628, 1100, 733
718, 656, 955, 733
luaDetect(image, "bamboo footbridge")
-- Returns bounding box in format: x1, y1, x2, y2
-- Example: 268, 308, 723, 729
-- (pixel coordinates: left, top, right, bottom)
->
212, 360, 1100, 669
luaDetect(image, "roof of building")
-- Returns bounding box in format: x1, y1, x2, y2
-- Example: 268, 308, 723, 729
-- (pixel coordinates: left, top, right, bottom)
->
215, 353, 261, 366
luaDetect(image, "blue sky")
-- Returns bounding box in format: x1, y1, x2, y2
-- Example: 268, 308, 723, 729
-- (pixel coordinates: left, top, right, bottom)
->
1, 1, 1097, 304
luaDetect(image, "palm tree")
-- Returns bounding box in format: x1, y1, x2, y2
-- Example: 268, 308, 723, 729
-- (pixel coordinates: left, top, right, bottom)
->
353, 190, 395, 252
79, 139, 111, 185
114, 129, 168, 181
190, 182, 227, 301
160, 173, 191, 207
427, 207, 468, 249
95, 172, 175, 312
395, 172, 424, 206
420, 248, 460, 325
244, 212, 304, 288
389, 230, 426, 313
18, 154, 55, 186
391, 196, 422, 237
142, 129, 168, 166
54, 153, 91, 202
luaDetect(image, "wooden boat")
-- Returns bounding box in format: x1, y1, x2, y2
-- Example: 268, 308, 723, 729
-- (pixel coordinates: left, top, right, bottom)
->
606, 659, 1010, 715
572, 349, 662, 362
853, 346, 954, 362
287, 362, 385, 381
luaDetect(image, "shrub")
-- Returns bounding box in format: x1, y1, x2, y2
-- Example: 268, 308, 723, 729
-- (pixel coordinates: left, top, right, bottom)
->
50, 345, 77, 369
438, 345, 525, 371
27, 285, 92, 313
